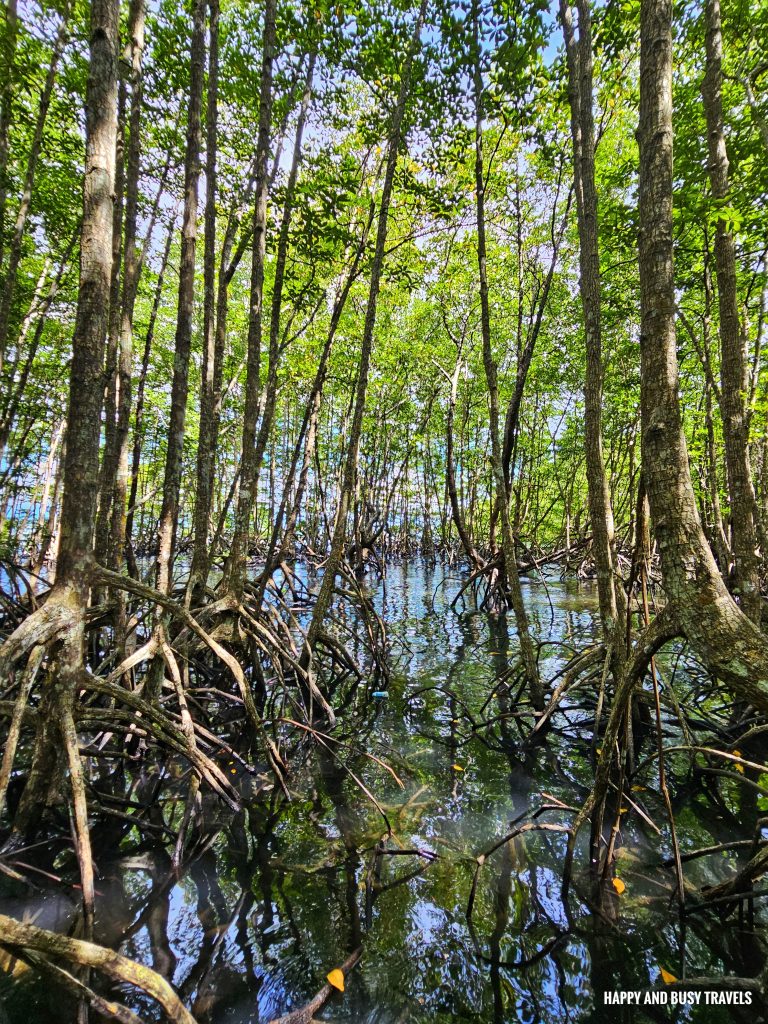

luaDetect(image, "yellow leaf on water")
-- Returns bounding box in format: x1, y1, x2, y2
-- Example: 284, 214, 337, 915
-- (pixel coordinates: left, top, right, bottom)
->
612, 877, 626, 895
620, 806, 629, 814
660, 966, 677, 984
452, 764, 464, 771
327, 968, 345, 992
631, 785, 646, 792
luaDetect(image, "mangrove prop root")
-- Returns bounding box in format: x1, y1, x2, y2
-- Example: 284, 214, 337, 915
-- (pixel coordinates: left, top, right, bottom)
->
468, 811, 572, 921
700, 845, 768, 903
0, 644, 44, 815
561, 607, 681, 897
63, 700, 96, 941
83, 675, 240, 809
0, 913, 198, 1024
7, 946, 144, 1024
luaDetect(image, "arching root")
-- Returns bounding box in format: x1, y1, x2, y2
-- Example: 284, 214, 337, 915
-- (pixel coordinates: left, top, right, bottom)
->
0, 913, 197, 1024
560, 607, 681, 898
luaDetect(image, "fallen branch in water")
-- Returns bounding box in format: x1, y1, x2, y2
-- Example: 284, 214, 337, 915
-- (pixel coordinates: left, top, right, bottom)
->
9, 945, 144, 1024
641, 976, 762, 993
0, 912, 197, 1023
467, 802, 575, 921
268, 947, 362, 1024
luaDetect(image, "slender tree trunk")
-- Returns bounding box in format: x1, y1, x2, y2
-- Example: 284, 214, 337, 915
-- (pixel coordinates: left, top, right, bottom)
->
9, 0, 119, 941
0, 235, 76, 454
126, 217, 174, 560
188, 160, 266, 578
31, 434, 64, 578
700, 251, 732, 570
26, 418, 63, 555
94, 67, 126, 572
301, 0, 428, 676
109, 0, 146, 575
197, 216, 238, 560
189, 0, 220, 594
246, 49, 316, 543
54, 1, 118, 588
445, 347, 482, 568
704, 376, 730, 568
637, 0, 768, 710
155, 0, 205, 595
502, 185, 573, 484
559, 0, 627, 667
254, 201, 375, 606
701, 0, 762, 623
229, 49, 316, 599
472, 0, 542, 707
225, 0, 276, 597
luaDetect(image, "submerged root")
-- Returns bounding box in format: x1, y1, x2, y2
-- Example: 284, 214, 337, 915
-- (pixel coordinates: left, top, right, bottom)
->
0, 913, 196, 1024
552, 598, 768, 925
558, 607, 681, 898
0, 644, 44, 815
525, 644, 605, 744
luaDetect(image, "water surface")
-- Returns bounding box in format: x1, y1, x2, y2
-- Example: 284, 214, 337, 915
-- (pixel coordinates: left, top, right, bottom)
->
0, 562, 764, 1023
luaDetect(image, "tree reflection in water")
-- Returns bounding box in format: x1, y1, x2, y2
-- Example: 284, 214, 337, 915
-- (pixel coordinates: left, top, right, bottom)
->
0, 562, 765, 1023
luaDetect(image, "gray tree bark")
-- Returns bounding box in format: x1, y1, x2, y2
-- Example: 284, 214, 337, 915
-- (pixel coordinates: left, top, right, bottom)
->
473, 0, 542, 708
190, 0, 220, 594
226, 0, 276, 597
109, 0, 147, 575
155, 0, 206, 595
701, 0, 762, 623
638, 0, 768, 710
559, 0, 627, 668
6, 0, 120, 934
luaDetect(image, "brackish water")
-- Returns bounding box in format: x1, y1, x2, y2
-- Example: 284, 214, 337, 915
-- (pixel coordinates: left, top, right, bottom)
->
0, 562, 766, 1023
